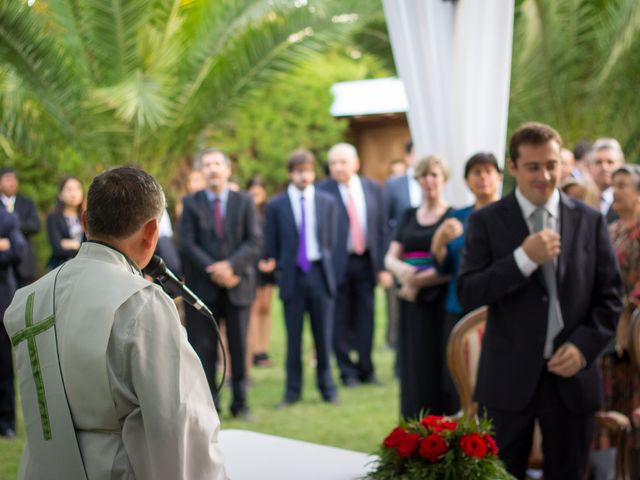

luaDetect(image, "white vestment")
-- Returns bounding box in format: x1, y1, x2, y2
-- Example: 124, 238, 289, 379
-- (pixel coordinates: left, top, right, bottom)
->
4, 242, 227, 480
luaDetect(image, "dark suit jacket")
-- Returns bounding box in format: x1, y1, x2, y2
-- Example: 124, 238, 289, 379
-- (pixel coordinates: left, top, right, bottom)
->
179, 189, 262, 307
46, 211, 83, 269
0, 210, 27, 311
383, 174, 412, 249
458, 192, 622, 414
1, 195, 40, 280
317, 177, 385, 284
264, 188, 338, 301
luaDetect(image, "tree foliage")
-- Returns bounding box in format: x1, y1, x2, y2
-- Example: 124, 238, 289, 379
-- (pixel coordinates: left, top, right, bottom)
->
0, 0, 379, 201
205, 50, 390, 192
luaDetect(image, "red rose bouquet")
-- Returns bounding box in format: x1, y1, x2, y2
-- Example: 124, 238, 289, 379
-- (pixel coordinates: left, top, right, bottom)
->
369, 414, 514, 479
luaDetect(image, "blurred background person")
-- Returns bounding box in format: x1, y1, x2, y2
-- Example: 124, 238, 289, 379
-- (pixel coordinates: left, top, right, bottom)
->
589, 138, 624, 223
384, 154, 452, 418
0, 168, 40, 287
383, 140, 419, 365
246, 175, 275, 370
46, 176, 84, 270
318, 143, 385, 387
572, 139, 594, 181
387, 159, 407, 180
560, 177, 600, 210
175, 168, 207, 219
0, 208, 26, 438
430, 152, 502, 414
560, 148, 576, 181
593, 165, 640, 478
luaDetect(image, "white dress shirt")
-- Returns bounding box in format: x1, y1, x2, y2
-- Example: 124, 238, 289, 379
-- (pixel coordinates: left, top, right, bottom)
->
288, 184, 321, 262
513, 188, 560, 276
405, 168, 422, 208
337, 175, 368, 253
599, 186, 613, 216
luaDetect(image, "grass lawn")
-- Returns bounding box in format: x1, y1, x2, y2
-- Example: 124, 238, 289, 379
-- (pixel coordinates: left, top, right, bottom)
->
0, 289, 400, 479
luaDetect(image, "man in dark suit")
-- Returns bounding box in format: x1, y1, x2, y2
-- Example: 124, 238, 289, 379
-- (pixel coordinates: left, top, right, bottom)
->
179, 148, 262, 419
317, 143, 385, 386
0, 207, 27, 438
0, 168, 41, 286
458, 122, 623, 480
264, 149, 338, 406
589, 137, 624, 224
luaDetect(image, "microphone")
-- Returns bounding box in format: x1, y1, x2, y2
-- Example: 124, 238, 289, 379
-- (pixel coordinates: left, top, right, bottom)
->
143, 255, 213, 319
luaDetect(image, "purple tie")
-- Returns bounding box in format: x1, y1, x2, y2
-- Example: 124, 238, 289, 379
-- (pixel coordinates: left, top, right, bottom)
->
296, 194, 311, 272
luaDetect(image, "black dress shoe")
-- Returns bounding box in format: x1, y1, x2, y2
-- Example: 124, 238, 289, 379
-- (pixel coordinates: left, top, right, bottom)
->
323, 396, 340, 405
276, 398, 299, 410
0, 426, 16, 438
231, 407, 255, 422
342, 377, 360, 388
361, 375, 383, 386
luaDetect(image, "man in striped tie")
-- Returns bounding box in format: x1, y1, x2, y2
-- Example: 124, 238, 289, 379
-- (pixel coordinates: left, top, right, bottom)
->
318, 143, 386, 387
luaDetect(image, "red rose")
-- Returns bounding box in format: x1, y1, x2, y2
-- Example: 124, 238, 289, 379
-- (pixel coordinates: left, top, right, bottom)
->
421, 415, 444, 429
484, 434, 499, 456
460, 433, 488, 459
383, 427, 407, 448
421, 415, 457, 433
397, 433, 421, 458
419, 433, 449, 462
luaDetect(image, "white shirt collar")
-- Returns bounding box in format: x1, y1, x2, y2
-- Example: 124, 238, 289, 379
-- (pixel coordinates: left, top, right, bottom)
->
288, 183, 314, 200
515, 187, 560, 220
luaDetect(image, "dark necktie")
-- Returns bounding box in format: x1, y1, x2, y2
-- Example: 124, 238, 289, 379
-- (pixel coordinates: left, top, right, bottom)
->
531, 207, 564, 357
296, 195, 311, 272
213, 197, 224, 238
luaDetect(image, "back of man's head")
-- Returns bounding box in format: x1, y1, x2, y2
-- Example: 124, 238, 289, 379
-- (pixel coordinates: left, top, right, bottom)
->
86, 167, 165, 240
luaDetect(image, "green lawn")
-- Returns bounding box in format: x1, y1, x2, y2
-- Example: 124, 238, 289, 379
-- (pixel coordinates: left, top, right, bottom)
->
0, 289, 399, 479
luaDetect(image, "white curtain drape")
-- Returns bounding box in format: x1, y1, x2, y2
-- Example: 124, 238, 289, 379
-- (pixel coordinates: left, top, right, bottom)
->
382, 0, 515, 206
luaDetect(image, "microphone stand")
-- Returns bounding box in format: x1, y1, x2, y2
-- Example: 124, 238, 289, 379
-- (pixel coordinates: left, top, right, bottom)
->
143, 255, 228, 400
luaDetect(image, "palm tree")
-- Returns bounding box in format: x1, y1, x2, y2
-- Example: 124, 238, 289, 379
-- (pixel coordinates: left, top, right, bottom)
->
509, 0, 640, 159
0, 0, 378, 186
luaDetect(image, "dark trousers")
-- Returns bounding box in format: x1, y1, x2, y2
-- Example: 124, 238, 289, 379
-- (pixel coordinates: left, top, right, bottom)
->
334, 253, 376, 383
484, 370, 594, 480
0, 323, 14, 430
185, 290, 249, 415
283, 262, 336, 402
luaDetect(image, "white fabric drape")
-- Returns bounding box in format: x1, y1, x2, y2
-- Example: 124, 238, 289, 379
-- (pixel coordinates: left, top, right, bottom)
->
382, 0, 515, 206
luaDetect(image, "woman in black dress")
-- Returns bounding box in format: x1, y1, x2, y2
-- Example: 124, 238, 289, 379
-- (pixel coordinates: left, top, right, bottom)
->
246, 175, 276, 369
384, 155, 452, 419
46, 176, 84, 269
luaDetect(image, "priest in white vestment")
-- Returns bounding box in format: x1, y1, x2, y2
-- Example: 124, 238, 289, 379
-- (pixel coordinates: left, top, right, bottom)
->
4, 167, 228, 480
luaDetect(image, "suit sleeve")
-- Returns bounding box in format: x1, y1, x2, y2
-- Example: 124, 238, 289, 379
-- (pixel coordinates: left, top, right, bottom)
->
178, 196, 215, 271
18, 197, 41, 236
0, 214, 27, 265
372, 183, 386, 273
264, 201, 278, 261
227, 197, 262, 273
567, 214, 622, 365
46, 213, 78, 260
457, 211, 532, 311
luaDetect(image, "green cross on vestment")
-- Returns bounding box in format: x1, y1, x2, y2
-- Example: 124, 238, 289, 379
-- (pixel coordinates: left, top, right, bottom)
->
11, 292, 55, 440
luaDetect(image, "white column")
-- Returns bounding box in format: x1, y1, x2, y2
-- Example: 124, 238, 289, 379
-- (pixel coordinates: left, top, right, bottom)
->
383, 0, 514, 206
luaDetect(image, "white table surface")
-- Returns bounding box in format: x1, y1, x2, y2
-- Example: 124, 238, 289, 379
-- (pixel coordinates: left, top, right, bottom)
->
219, 429, 377, 480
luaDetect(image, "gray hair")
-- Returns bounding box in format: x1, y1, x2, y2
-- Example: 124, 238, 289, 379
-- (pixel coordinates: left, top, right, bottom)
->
590, 138, 624, 163
327, 143, 359, 162
612, 164, 640, 191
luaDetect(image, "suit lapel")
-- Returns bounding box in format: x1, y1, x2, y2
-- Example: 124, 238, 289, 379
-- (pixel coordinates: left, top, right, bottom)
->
284, 192, 299, 238
558, 193, 579, 288
196, 190, 215, 234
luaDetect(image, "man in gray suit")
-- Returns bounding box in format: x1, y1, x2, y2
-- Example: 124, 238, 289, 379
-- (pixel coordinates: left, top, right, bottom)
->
382, 141, 421, 350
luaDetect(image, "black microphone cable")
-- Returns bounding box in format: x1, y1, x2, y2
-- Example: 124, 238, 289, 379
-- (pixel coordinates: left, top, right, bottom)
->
143, 255, 228, 400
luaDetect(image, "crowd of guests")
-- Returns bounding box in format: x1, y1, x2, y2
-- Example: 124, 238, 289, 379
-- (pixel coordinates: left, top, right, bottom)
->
0, 125, 638, 480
